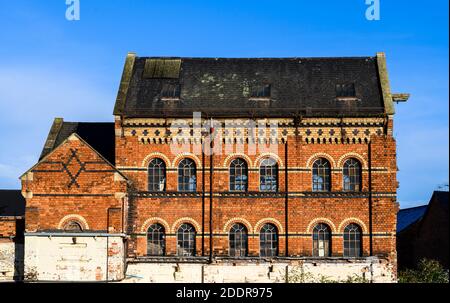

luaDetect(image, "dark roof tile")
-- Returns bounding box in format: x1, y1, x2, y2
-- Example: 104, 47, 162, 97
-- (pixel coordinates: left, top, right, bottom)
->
397, 205, 428, 233
116, 56, 385, 118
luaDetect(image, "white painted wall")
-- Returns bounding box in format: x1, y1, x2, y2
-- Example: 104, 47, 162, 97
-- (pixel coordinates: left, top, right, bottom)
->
24, 234, 125, 282
0, 241, 15, 281
122, 258, 396, 283
22, 234, 395, 283
0, 242, 22, 281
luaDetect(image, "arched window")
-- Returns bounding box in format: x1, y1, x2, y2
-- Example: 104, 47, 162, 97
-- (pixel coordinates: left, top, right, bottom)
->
230, 158, 248, 191
312, 223, 331, 257
148, 158, 166, 191
343, 158, 361, 191
63, 221, 83, 232
147, 223, 165, 256
229, 223, 248, 257
259, 158, 278, 192
312, 158, 331, 191
178, 158, 197, 192
343, 223, 362, 257
260, 223, 278, 257
177, 223, 196, 256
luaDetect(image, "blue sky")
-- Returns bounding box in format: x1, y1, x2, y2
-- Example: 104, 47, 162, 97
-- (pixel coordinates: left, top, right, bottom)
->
0, 0, 448, 208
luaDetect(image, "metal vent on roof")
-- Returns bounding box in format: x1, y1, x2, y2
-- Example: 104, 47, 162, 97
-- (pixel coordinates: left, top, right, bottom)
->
250, 84, 271, 98
336, 83, 356, 98
143, 59, 181, 79
161, 84, 181, 98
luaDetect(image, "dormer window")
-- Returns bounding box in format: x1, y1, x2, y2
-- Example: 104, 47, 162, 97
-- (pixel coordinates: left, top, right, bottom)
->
161, 84, 181, 99
250, 84, 271, 99
336, 83, 356, 98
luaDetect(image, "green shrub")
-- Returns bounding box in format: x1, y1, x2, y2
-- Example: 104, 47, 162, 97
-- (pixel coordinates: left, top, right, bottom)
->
287, 267, 369, 283
398, 259, 449, 283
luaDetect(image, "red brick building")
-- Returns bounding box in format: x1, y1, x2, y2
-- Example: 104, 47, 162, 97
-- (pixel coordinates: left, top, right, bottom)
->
0, 190, 25, 281
19, 52, 408, 282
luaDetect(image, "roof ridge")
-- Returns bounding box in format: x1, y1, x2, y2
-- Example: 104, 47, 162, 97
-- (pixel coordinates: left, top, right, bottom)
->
399, 204, 428, 211
138, 56, 375, 60
60, 121, 114, 124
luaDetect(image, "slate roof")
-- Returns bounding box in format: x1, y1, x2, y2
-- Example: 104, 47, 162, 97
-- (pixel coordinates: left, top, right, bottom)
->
397, 205, 428, 233
397, 191, 449, 233
0, 190, 25, 217
39, 120, 115, 165
114, 56, 386, 118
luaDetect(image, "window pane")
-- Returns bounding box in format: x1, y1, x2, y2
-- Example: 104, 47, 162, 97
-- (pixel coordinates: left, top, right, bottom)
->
312, 158, 330, 191
260, 158, 278, 192
148, 158, 166, 191
147, 224, 165, 256
343, 224, 362, 257
260, 223, 278, 257
230, 158, 248, 191
178, 159, 197, 192
312, 223, 331, 257
343, 159, 361, 191
229, 223, 248, 257
177, 223, 196, 256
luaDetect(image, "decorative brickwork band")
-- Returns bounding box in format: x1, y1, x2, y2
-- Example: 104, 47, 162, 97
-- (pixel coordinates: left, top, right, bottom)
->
140, 217, 171, 233
253, 218, 284, 234
254, 153, 284, 168
141, 152, 171, 168
305, 153, 336, 168
306, 217, 337, 233
57, 214, 90, 230
172, 152, 202, 169
171, 217, 201, 233
338, 217, 368, 233
223, 153, 253, 168
337, 152, 368, 168
222, 217, 253, 233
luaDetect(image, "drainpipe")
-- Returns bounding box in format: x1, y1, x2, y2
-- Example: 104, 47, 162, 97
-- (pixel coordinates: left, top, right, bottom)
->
202, 147, 206, 256
285, 141, 289, 256
209, 119, 214, 263
122, 195, 126, 280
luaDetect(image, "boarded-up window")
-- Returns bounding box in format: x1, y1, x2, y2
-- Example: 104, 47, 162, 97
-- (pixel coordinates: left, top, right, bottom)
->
63, 221, 83, 232
143, 59, 181, 79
